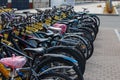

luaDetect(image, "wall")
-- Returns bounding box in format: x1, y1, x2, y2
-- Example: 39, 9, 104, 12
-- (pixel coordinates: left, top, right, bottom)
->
51, 0, 64, 7
33, 0, 49, 8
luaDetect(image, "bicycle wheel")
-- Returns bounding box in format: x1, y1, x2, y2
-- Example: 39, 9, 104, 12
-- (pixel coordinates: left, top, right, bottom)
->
79, 27, 96, 41
90, 15, 100, 27
81, 16, 98, 34
68, 27, 94, 42
47, 46, 86, 74
63, 34, 94, 60
35, 56, 84, 80
40, 73, 72, 80
62, 35, 88, 54
77, 35, 94, 60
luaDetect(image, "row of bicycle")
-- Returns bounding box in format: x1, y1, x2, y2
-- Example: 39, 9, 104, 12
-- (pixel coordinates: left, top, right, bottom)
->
0, 5, 100, 80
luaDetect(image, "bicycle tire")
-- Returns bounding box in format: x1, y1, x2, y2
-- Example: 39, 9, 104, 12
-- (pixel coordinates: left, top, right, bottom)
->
63, 34, 94, 60
40, 73, 72, 80
47, 46, 86, 74
90, 15, 100, 27
36, 56, 84, 80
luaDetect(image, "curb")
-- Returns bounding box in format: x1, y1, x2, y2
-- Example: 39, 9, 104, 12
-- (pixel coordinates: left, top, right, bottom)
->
94, 13, 119, 16
88, 7, 119, 16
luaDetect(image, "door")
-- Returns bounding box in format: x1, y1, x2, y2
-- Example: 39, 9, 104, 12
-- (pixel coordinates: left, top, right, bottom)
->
12, 0, 29, 10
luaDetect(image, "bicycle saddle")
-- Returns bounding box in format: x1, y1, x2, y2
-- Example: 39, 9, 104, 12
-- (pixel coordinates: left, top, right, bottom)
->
45, 32, 54, 37
24, 47, 46, 56
29, 37, 49, 43
36, 31, 54, 37
0, 54, 26, 69
57, 19, 75, 25
68, 19, 77, 23
22, 11, 30, 14
53, 23, 67, 34
57, 20, 69, 25
48, 26, 62, 32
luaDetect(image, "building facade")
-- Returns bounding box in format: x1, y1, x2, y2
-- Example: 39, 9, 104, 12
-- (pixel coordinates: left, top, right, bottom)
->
0, 0, 119, 10
33, 0, 49, 8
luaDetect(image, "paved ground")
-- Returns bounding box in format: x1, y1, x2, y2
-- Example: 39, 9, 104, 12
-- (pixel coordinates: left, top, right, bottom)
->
84, 8, 120, 80
15, 1, 120, 15
74, 2, 114, 14
74, 2, 104, 13
99, 8, 120, 29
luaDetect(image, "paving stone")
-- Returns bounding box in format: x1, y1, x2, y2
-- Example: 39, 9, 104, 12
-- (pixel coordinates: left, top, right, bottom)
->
84, 28, 120, 80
